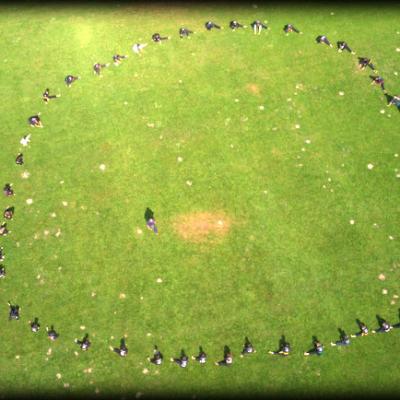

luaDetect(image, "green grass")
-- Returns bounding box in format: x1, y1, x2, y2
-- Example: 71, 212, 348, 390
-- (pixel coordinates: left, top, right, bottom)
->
0, 2, 400, 397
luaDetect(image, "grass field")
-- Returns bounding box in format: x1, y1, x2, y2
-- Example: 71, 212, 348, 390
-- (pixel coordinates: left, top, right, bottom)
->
0, 2, 400, 397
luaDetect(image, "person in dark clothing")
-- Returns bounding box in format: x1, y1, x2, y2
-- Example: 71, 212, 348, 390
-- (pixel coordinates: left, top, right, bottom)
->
0, 247, 4, 262
191, 346, 207, 364
229, 20, 244, 30
113, 54, 128, 65
110, 338, 128, 357
358, 57, 376, 72
387, 94, 400, 108
75, 334, 91, 350
215, 346, 233, 366
331, 329, 351, 346
15, 153, 24, 165
268, 336, 291, 356
3, 206, 14, 220
30, 318, 40, 333
205, 21, 221, 30
3, 184, 14, 197
65, 75, 79, 87
152, 33, 169, 43
28, 114, 43, 128
251, 20, 267, 35
284, 24, 301, 34
179, 27, 194, 38
0, 222, 10, 236
42, 88, 60, 103
240, 337, 256, 357
93, 63, 110, 75
372, 317, 393, 334
46, 325, 59, 341
8, 301, 20, 320
148, 345, 163, 365
351, 320, 370, 337
0, 265, 5, 279
170, 349, 189, 368
337, 41, 355, 54
370, 76, 386, 92
316, 35, 333, 48
304, 337, 324, 356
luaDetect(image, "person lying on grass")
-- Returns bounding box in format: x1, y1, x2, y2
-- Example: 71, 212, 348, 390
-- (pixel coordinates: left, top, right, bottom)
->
372, 318, 393, 334
42, 88, 60, 103
8, 301, 20, 320
46, 325, 59, 341
316, 35, 333, 48
192, 346, 207, 364
205, 21, 221, 30
358, 57, 377, 72
337, 41, 355, 54
75, 334, 91, 350
0, 222, 10, 236
0, 247, 5, 262
15, 153, 23, 165
251, 20, 267, 35
268, 338, 291, 356
110, 339, 128, 357
179, 27, 194, 38
93, 62, 110, 75
215, 347, 233, 366
28, 114, 43, 128
331, 329, 351, 347
113, 54, 128, 66
284, 24, 302, 34
65, 75, 80, 87
3, 206, 14, 220
0, 265, 5, 279
3, 183, 14, 197
132, 43, 147, 54
20, 134, 31, 147
148, 345, 163, 365
370, 76, 386, 92
229, 20, 245, 30
240, 337, 256, 357
29, 318, 40, 333
387, 94, 400, 108
152, 33, 169, 43
304, 337, 323, 356
170, 350, 189, 368
351, 320, 369, 337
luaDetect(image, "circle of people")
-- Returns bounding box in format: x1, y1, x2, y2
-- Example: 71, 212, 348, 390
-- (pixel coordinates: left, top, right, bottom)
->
2, 17, 400, 368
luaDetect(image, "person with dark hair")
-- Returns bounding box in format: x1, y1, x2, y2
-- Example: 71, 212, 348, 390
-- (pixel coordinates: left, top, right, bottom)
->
229, 20, 245, 30
15, 153, 24, 165
331, 329, 351, 346
30, 318, 40, 333
148, 345, 163, 365
3, 184, 14, 197
113, 54, 128, 66
191, 346, 207, 364
370, 76, 386, 92
215, 347, 233, 366
358, 57, 376, 72
42, 88, 60, 103
8, 301, 20, 320
268, 336, 291, 356
110, 338, 128, 357
93, 62, 110, 75
170, 350, 189, 368
240, 337, 256, 357
284, 24, 301, 34
0, 222, 10, 237
0, 265, 6, 279
372, 318, 393, 334
152, 33, 170, 43
65, 75, 80, 87
316, 35, 333, 48
4, 206, 14, 220
75, 334, 91, 350
28, 114, 43, 128
337, 41, 355, 54
251, 20, 267, 35
46, 325, 59, 341
205, 21, 221, 30
351, 320, 369, 337
387, 94, 400, 108
304, 337, 324, 356
0, 247, 5, 262
179, 27, 194, 38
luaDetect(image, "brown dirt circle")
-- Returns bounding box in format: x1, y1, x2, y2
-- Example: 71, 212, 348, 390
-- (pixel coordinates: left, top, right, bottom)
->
173, 212, 232, 243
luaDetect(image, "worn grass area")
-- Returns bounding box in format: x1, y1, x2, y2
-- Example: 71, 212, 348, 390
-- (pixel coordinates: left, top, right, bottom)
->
0, 2, 400, 397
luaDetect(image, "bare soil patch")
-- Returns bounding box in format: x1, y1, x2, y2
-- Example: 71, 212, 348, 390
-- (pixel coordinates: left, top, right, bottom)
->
246, 83, 261, 95
173, 212, 232, 243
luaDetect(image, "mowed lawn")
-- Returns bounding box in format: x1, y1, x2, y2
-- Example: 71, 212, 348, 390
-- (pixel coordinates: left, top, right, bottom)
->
0, 2, 399, 397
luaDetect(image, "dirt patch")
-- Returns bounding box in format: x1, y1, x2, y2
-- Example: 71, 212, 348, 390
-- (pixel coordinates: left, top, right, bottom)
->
173, 212, 232, 243
246, 83, 261, 95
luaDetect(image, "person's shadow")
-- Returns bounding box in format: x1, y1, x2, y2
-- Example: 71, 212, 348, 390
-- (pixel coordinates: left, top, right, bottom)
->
144, 208, 154, 222
223, 345, 231, 357
376, 314, 387, 328
279, 334, 287, 349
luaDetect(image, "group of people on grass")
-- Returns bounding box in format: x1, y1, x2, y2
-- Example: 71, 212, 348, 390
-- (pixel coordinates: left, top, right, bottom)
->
1, 16, 399, 370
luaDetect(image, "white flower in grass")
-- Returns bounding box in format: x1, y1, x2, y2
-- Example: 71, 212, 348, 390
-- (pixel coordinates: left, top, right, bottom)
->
382, 289, 388, 295
259, 105, 265, 110
56, 373, 62, 379
349, 219, 355, 225
21, 171, 30, 179
142, 368, 149, 374
119, 293, 126, 299
389, 235, 394, 240
156, 278, 163, 283
367, 163, 374, 170
99, 164, 106, 171
26, 198, 33, 205
62, 201, 68, 207
186, 180, 192, 186
338, 91, 344, 96
396, 48, 400, 52
80, 325, 85, 330
234, 99, 239, 103
177, 156, 183, 163
136, 228, 143, 235
378, 274, 386, 281
295, 124, 300, 129
380, 109, 385, 114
